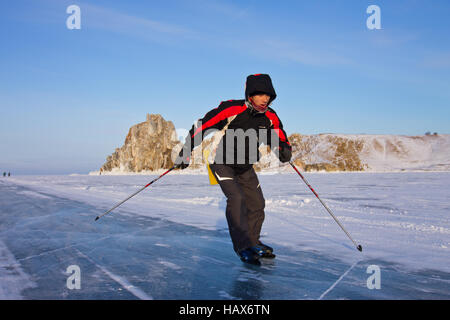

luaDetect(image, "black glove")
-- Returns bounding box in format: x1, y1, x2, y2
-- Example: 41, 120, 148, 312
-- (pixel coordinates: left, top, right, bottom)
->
278, 145, 292, 163
174, 146, 191, 169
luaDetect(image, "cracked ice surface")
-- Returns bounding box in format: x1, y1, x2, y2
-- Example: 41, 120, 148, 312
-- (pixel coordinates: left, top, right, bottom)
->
0, 172, 449, 299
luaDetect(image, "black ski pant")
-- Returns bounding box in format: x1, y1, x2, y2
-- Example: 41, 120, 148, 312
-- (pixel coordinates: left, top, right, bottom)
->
210, 164, 265, 253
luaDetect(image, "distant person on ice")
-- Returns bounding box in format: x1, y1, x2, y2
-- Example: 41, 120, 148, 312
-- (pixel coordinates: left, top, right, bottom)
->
175, 74, 292, 265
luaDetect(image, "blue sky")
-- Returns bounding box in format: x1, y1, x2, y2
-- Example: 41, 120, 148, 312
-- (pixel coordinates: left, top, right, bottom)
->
1, 0, 449, 174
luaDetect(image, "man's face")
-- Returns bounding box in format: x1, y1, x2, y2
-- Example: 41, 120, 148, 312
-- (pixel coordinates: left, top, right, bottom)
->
249, 93, 271, 112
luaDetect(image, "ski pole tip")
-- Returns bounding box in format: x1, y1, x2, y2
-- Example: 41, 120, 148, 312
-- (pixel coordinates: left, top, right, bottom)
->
357, 245, 362, 252
95, 216, 99, 221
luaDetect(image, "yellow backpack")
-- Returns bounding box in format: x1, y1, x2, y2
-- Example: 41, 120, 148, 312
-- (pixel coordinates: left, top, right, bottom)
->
203, 149, 218, 185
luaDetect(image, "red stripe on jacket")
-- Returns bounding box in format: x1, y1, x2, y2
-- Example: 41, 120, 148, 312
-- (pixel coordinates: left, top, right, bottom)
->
265, 111, 290, 145
192, 104, 247, 138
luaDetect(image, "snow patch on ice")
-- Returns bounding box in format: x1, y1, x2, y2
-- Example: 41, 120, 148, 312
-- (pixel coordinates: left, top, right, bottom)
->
0, 240, 36, 299
16, 190, 51, 200
155, 243, 171, 248
157, 259, 182, 271
265, 197, 309, 209
165, 196, 220, 206
218, 290, 238, 299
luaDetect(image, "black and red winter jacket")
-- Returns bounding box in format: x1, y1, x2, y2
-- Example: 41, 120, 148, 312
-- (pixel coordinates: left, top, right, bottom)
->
184, 74, 291, 170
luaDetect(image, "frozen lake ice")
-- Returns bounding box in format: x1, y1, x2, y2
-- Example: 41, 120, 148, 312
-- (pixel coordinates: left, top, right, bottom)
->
0, 172, 449, 299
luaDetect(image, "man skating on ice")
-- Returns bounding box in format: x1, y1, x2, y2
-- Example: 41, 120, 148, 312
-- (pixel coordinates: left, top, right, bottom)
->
175, 74, 292, 265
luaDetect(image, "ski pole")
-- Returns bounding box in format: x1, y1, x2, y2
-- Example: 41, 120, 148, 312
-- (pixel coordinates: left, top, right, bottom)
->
95, 166, 176, 221
289, 161, 362, 252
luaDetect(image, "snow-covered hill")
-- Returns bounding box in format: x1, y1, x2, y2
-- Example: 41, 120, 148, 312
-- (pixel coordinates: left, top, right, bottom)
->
288, 133, 450, 172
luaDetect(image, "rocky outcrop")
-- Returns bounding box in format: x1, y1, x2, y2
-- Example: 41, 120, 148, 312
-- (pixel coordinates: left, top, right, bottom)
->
100, 114, 179, 173
289, 134, 367, 171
